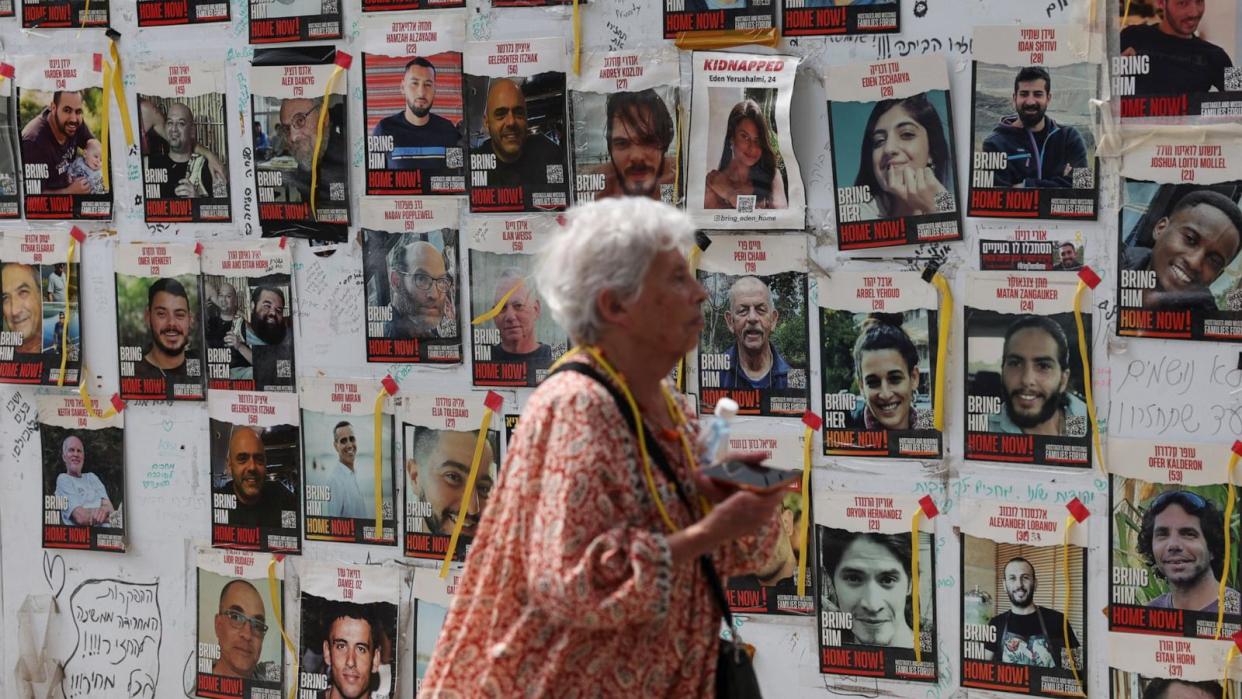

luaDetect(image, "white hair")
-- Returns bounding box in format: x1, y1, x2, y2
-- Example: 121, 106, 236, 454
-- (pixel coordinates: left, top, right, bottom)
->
536, 197, 695, 345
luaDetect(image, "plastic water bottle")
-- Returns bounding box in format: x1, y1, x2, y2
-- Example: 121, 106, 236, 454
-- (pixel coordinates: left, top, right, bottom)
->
699, 398, 738, 465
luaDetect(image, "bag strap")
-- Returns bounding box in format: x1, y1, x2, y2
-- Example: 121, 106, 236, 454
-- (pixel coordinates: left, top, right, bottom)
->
548, 362, 736, 629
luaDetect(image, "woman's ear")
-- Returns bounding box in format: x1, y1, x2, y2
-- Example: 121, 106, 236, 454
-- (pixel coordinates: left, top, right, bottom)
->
596, 288, 629, 327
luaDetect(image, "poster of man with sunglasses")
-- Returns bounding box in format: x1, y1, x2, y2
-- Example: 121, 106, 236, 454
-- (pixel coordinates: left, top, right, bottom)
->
251, 47, 351, 243
300, 376, 397, 546
362, 198, 461, 364
195, 548, 283, 699
209, 390, 302, 553
201, 240, 295, 393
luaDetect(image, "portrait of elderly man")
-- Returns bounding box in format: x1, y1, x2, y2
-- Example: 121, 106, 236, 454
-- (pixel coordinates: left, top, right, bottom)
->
143, 102, 225, 199
487, 268, 552, 371
211, 579, 275, 680
716, 275, 790, 389
471, 77, 563, 191
405, 427, 495, 539
585, 90, 676, 201
2, 262, 44, 355
53, 434, 116, 527
1138, 490, 1241, 613
387, 237, 454, 339
987, 315, 1087, 437
273, 95, 347, 206
421, 197, 785, 696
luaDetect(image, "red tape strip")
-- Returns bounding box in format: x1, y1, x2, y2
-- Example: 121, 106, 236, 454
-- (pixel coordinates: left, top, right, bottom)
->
484, 391, 504, 412
1233, 629, 1242, 651
70, 226, 85, 243
1066, 498, 1090, 523
194, 242, 204, 255
334, 51, 353, 69
0, 63, 14, 79
279, 236, 288, 249
1232, 440, 1242, 457
92, 54, 103, 72
918, 495, 939, 519
801, 411, 822, 431
381, 375, 399, 396
1077, 266, 1101, 289
110, 395, 126, 413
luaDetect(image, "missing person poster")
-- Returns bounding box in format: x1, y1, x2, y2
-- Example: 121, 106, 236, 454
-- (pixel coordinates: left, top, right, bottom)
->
1109, 439, 1240, 643
0, 82, 22, 217
817, 271, 940, 459
979, 231, 1086, 272
467, 215, 567, 387
1116, 131, 1242, 342
300, 376, 397, 546
399, 391, 501, 562
361, 11, 465, 196
569, 48, 679, 205
114, 242, 206, 402
960, 499, 1087, 697
362, 0, 460, 12
663, 0, 773, 39
298, 561, 399, 699
814, 490, 937, 682
251, 46, 350, 242
724, 425, 812, 616
209, 389, 301, 553
686, 52, 805, 231
1112, 672, 1237, 699
38, 393, 123, 552
195, 548, 283, 699
248, 0, 340, 43
362, 197, 461, 364
823, 55, 960, 250
464, 37, 569, 213
968, 26, 1099, 220
1114, 0, 1242, 119
137, 61, 231, 223
697, 233, 809, 417
782, 0, 897, 37
21, 0, 105, 27
963, 272, 1091, 467
16, 54, 111, 220
413, 567, 454, 692
201, 239, 295, 392
1, 229, 81, 386
138, 0, 227, 25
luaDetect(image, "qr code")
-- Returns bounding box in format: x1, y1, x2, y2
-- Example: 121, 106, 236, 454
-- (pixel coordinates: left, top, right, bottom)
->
1226, 67, 1242, 91
546, 164, 564, 184
445, 147, 463, 169
737, 195, 756, 213
282, 510, 297, 528
1071, 167, 1093, 190
321, 0, 338, 12
787, 368, 806, 390
330, 182, 345, 199
1066, 415, 1087, 438
934, 190, 954, 212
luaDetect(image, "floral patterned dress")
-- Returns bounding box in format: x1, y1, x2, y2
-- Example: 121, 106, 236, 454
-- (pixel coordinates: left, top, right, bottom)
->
419, 359, 780, 698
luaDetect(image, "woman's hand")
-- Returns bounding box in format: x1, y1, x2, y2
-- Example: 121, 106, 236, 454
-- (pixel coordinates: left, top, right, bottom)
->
693, 450, 769, 504
700, 488, 786, 543
886, 166, 947, 216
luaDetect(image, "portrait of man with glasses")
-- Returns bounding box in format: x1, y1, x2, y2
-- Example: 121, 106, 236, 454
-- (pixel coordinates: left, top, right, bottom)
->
198, 559, 285, 697
1138, 489, 1241, 614
212, 579, 277, 680
363, 226, 461, 363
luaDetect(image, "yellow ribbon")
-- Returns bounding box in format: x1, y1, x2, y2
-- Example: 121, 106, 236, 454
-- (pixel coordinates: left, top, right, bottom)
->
310, 64, 346, 221
674, 28, 779, 51
99, 60, 112, 192
571, 0, 582, 76
1060, 515, 1086, 697
1226, 644, 1241, 699
108, 39, 134, 147
77, 366, 118, 419
1122, 0, 1132, 24
796, 423, 813, 598
372, 387, 391, 542
57, 235, 78, 386
265, 558, 298, 699
910, 509, 924, 664
1072, 280, 1106, 472
927, 272, 952, 432
470, 277, 525, 326
1219, 450, 1241, 638
439, 405, 497, 578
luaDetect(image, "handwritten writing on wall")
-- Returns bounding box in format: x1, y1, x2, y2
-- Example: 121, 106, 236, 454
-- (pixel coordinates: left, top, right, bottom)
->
63, 579, 161, 699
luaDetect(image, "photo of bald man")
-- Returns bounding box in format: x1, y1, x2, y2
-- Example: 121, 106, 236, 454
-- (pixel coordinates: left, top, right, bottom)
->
196, 559, 284, 698
363, 227, 461, 363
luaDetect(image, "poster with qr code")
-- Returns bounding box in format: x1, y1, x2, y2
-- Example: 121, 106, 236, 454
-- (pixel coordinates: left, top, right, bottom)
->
249, 0, 340, 43
821, 55, 961, 250
978, 226, 1086, 272
195, 549, 284, 698
663, 0, 773, 39
963, 272, 1092, 468
138, 0, 227, 25
968, 26, 1099, 221
39, 393, 125, 552
1115, 0, 1242, 119
782, 0, 897, 37
22, 0, 104, 27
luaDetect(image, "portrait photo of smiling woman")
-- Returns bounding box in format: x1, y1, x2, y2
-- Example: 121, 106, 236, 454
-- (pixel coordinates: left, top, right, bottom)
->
703, 97, 788, 211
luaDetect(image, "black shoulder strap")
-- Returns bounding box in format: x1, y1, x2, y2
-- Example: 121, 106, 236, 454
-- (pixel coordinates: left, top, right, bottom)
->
548, 362, 735, 627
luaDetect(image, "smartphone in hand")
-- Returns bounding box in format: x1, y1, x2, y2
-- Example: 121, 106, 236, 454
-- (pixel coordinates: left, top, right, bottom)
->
702, 460, 800, 494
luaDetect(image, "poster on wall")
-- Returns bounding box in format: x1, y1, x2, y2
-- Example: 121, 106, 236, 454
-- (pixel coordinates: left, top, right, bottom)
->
960, 499, 1087, 697
963, 272, 1091, 468
114, 241, 206, 402
209, 389, 301, 553
817, 271, 940, 459
38, 393, 124, 552
360, 11, 466, 196
136, 60, 231, 223
248, 0, 341, 43
413, 567, 454, 693
823, 55, 960, 250
696, 233, 809, 418
1114, 0, 1242, 119
399, 391, 501, 562
686, 52, 805, 231
251, 46, 350, 242
200, 239, 294, 392
298, 561, 400, 699
464, 37, 569, 213
1, 229, 81, 386
662, 0, 773, 39
968, 26, 1099, 221
978, 226, 1086, 272
22, 0, 104, 27
300, 376, 397, 546
467, 215, 567, 388
138, 0, 227, 25
782, 0, 898, 37
195, 548, 283, 699
0, 82, 22, 217
361, 197, 461, 364
16, 54, 111, 220
568, 48, 679, 205
814, 490, 938, 683
362, 0, 460, 13
1116, 131, 1242, 343
1111, 671, 1239, 699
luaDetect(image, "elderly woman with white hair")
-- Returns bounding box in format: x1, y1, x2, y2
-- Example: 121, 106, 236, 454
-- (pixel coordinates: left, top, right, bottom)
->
419, 197, 785, 698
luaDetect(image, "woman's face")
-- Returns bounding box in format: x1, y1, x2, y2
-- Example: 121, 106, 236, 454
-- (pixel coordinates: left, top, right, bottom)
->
731, 117, 763, 169
627, 248, 707, 360
858, 349, 917, 430
869, 104, 931, 191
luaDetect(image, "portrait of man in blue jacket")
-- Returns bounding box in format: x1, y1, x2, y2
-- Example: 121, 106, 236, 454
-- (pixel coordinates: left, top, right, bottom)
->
981, 67, 1088, 190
